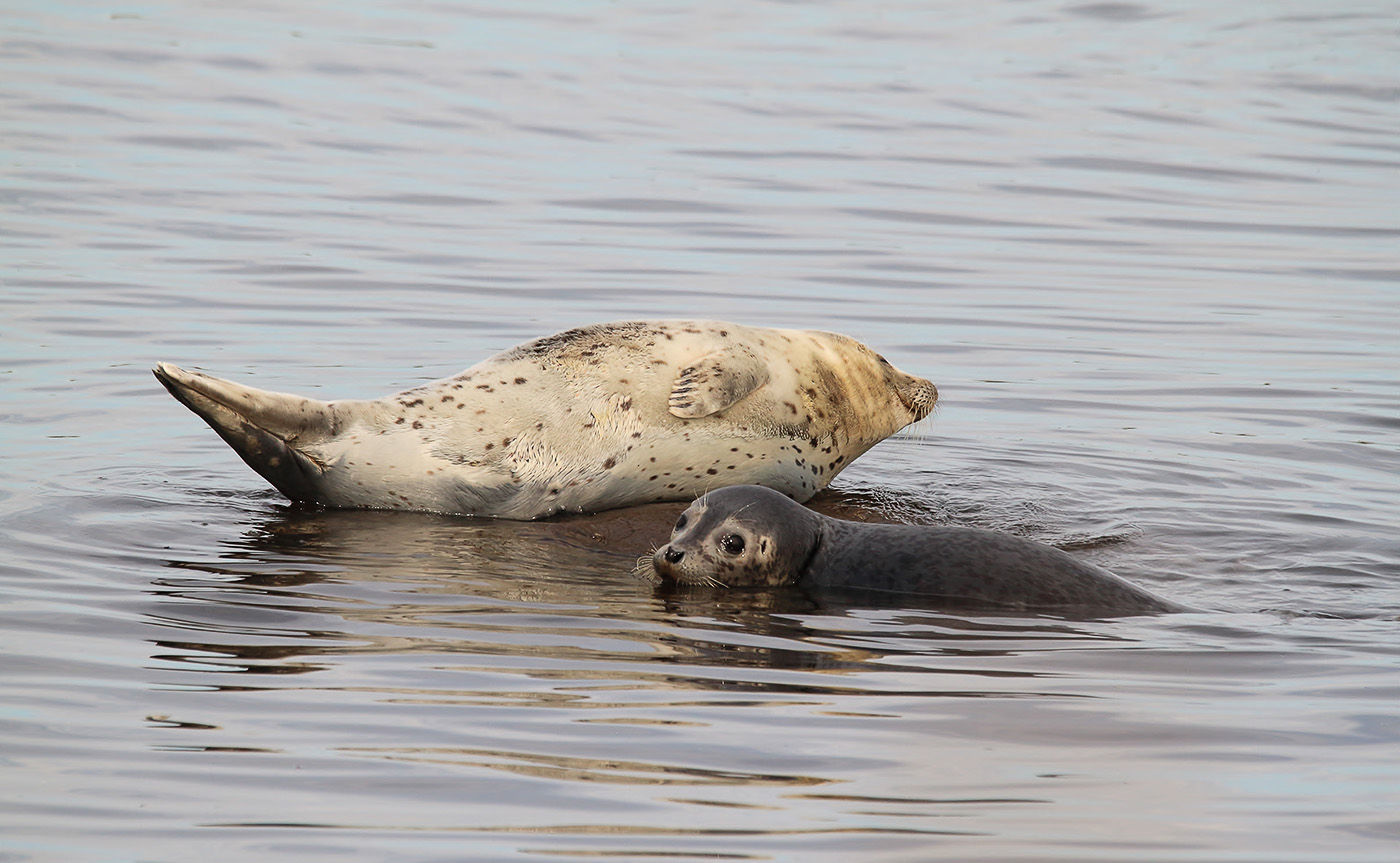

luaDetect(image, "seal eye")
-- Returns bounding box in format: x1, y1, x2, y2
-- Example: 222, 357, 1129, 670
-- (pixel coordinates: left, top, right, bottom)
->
719, 534, 746, 555
674, 514, 688, 532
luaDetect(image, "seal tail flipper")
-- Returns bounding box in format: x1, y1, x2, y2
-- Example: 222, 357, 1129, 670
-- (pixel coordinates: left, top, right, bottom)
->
152, 362, 336, 503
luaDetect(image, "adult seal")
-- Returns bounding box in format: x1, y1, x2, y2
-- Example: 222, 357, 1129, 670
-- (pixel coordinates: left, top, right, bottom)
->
154, 321, 937, 519
650, 485, 1184, 615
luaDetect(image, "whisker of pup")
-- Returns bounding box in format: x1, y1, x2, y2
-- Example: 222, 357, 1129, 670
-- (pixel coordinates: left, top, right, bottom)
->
630, 548, 660, 582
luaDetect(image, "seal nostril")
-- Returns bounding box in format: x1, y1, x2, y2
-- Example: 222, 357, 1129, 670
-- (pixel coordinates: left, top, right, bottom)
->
664, 548, 684, 564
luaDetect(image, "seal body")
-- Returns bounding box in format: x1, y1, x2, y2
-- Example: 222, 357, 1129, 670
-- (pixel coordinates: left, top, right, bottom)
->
652, 485, 1183, 615
154, 321, 936, 519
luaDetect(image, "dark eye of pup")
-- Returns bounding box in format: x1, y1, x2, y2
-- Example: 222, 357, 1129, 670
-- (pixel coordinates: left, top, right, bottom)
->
719, 534, 745, 555
675, 514, 687, 531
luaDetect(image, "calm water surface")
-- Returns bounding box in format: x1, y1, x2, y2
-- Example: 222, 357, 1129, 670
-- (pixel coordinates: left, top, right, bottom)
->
3, 1, 1399, 861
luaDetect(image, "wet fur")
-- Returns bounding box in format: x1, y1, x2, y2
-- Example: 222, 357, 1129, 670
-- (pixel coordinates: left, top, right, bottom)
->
652, 485, 1185, 615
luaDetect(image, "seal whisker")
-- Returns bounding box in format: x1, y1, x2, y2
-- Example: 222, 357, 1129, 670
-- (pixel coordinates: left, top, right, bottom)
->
730, 501, 756, 519
630, 549, 660, 582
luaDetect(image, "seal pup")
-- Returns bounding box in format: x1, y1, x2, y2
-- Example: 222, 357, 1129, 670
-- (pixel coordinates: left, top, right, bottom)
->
649, 485, 1184, 614
153, 321, 937, 519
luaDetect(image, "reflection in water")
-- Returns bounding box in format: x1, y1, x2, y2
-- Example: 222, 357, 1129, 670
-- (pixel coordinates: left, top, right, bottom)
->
136, 502, 1161, 856
339, 745, 831, 788
147, 498, 1137, 690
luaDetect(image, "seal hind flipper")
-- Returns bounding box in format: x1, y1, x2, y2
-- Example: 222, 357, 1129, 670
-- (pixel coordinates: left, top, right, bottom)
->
153, 362, 332, 502
668, 347, 770, 418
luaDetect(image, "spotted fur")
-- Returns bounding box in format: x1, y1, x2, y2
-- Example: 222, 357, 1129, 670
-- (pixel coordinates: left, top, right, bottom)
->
154, 321, 937, 519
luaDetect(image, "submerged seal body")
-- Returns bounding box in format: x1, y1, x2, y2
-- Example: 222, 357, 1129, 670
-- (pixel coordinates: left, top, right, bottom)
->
651, 485, 1183, 614
154, 321, 936, 519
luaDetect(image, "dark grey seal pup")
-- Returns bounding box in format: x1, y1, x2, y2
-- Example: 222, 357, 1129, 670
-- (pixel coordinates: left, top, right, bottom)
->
650, 485, 1185, 615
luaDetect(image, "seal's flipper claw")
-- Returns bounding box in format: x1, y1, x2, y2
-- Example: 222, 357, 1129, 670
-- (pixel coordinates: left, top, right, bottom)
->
668, 347, 770, 419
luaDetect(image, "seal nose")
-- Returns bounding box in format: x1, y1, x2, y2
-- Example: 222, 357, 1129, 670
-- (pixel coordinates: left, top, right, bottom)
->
664, 548, 684, 564
899, 378, 938, 418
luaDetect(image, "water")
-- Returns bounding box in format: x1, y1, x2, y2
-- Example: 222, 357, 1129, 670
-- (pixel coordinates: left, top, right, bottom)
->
3, 1, 1398, 860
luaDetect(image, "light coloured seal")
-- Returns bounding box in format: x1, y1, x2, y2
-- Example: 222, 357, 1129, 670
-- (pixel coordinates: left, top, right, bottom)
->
153, 320, 937, 519
650, 485, 1184, 614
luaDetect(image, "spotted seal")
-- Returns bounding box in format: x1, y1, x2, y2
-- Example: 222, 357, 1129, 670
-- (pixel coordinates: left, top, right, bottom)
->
153, 321, 937, 519
649, 485, 1184, 614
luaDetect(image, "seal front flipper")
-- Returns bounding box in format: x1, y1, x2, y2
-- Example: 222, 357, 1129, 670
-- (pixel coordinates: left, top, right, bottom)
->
153, 362, 335, 502
668, 346, 770, 418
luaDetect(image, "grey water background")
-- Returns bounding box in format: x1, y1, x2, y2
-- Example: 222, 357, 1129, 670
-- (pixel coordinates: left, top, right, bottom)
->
3, 1, 1399, 860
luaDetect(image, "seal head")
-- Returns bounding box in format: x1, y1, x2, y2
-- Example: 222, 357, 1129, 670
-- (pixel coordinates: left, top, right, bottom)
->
652, 485, 825, 587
